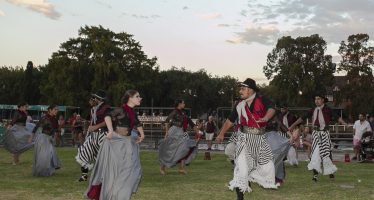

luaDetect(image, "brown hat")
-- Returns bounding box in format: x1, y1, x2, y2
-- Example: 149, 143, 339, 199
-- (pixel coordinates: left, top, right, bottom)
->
238, 78, 259, 92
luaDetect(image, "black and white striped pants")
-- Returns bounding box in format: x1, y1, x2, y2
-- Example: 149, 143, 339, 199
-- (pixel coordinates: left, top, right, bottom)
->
75, 129, 107, 170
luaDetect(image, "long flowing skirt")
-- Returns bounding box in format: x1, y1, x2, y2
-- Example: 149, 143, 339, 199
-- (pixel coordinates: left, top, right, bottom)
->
4, 124, 34, 154
32, 133, 61, 176
265, 131, 291, 181
85, 132, 141, 200
158, 126, 197, 167
229, 131, 277, 193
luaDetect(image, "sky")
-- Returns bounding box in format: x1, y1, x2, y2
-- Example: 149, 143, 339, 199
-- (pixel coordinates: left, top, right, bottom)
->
1, 0, 374, 84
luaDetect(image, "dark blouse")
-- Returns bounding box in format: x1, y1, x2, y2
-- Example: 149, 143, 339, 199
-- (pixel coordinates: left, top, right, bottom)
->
107, 107, 141, 130
32, 114, 58, 136
11, 110, 27, 126
165, 109, 195, 131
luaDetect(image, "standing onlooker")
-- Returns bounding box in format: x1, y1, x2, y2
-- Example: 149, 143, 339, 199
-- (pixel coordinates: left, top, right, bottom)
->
369, 115, 374, 133
69, 112, 77, 147
55, 115, 65, 147
205, 116, 217, 150
352, 113, 372, 160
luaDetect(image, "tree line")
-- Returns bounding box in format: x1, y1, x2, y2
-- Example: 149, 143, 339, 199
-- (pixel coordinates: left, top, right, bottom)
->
0, 26, 373, 119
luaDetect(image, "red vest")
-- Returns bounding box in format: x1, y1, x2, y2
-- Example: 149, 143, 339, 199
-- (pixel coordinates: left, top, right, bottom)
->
239, 96, 268, 128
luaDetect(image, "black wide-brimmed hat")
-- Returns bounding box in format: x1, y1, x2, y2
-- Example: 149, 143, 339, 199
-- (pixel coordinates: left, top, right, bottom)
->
238, 78, 259, 92
91, 89, 107, 100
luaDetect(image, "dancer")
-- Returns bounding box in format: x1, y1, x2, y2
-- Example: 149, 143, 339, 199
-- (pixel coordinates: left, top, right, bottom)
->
264, 118, 291, 187
4, 103, 34, 165
288, 93, 347, 182
216, 78, 277, 200
276, 104, 300, 168
30, 105, 61, 176
86, 89, 145, 200
158, 99, 198, 175
76, 90, 110, 182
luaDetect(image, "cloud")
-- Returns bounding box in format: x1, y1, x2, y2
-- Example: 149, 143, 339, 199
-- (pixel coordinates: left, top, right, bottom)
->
232, 25, 280, 45
0, 9, 5, 16
6, 0, 61, 20
94, 0, 112, 9
198, 12, 222, 20
182, 6, 188, 10
131, 14, 161, 19
232, 0, 374, 45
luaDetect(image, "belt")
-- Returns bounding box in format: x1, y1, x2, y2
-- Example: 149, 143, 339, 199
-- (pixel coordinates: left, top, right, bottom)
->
239, 126, 265, 135
312, 126, 328, 131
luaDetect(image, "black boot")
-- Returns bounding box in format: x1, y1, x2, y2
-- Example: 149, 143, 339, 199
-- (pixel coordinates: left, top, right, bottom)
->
78, 167, 89, 182
312, 169, 318, 182
235, 188, 244, 200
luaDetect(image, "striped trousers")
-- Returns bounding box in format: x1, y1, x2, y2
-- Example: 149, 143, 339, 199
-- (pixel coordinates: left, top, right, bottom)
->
75, 129, 107, 170
229, 131, 277, 193
307, 130, 337, 175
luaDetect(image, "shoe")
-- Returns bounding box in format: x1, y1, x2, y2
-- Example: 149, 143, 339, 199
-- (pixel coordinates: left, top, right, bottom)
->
235, 188, 244, 200
312, 174, 318, 182
178, 170, 187, 175
78, 174, 88, 182
352, 156, 357, 160
329, 174, 335, 180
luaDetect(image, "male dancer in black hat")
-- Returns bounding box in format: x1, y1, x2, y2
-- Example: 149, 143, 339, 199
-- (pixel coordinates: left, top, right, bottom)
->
216, 78, 277, 200
76, 90, 110, 181
288, 93, 347, 182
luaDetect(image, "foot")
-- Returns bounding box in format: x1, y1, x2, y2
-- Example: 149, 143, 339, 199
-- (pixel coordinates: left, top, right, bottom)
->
235, 188, 244, 200
160, 169, 166, 176
312, 174, 318, 182
329, 174, 335, 180
78, 174, 88, 182
178, 169, 187, 175
352, 156, 357, 160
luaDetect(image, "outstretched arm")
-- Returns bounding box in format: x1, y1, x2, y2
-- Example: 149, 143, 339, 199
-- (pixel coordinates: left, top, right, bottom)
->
215, 119, 233, 143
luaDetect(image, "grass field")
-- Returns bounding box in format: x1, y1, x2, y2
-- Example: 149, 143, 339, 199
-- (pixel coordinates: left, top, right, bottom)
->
0, 148, 373, 200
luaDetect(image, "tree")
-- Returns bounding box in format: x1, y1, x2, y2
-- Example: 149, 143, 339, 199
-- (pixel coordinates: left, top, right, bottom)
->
337, 33, 374, 117
263, 34, 336, 107
40, 25, 159, 108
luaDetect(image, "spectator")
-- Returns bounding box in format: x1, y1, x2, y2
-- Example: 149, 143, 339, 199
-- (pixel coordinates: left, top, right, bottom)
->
205, 116, 218, 150
352, 113, 372, 160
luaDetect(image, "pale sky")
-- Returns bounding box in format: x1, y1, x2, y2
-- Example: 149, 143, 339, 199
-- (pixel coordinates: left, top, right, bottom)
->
1, 0, 374, 84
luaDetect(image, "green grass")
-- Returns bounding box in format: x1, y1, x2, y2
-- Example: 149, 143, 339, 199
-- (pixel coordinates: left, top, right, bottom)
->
0, 148, 374, 200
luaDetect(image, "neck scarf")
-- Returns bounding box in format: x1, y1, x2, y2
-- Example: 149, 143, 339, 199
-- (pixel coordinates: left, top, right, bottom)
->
313, 104, 325, 130
123, 103, 135, 129
282, 112, 289, 128
236, 93, 256, 123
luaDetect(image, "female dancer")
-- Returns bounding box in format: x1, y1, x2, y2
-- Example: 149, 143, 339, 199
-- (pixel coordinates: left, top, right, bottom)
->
86, 89, 145, 200
4, 103, 34, 165
30, 105, 61, 176
158, 99, 198, 175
